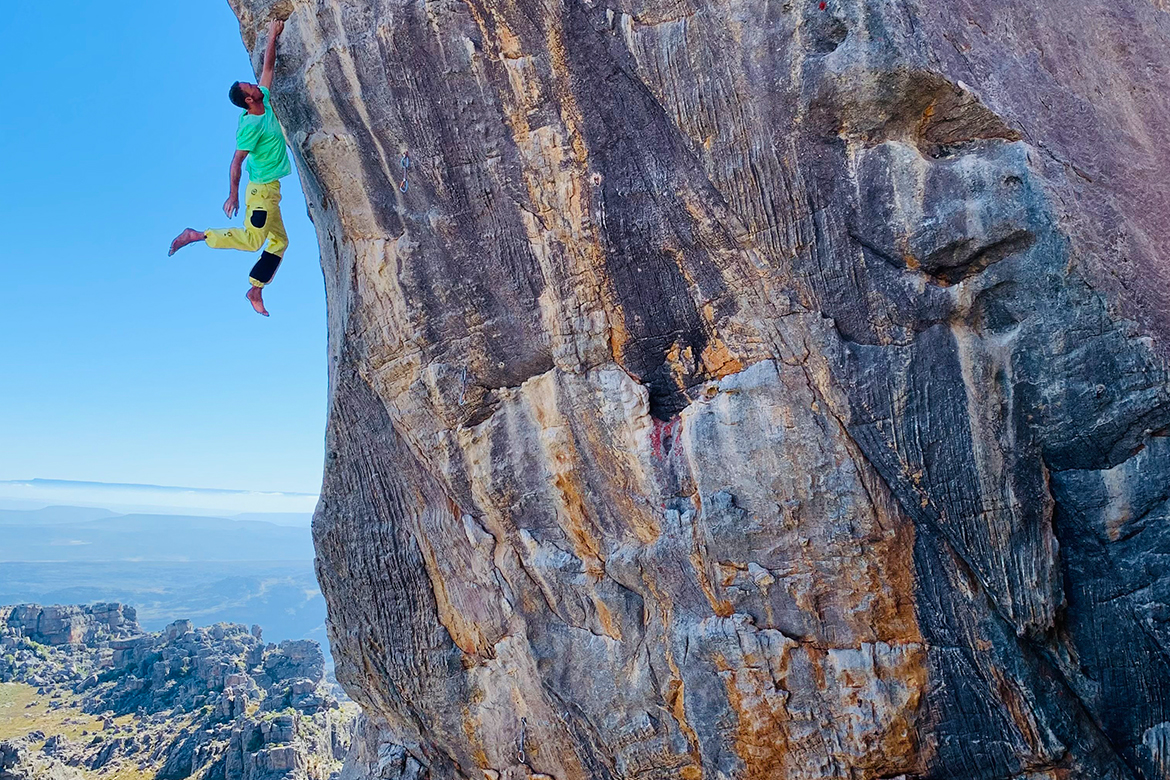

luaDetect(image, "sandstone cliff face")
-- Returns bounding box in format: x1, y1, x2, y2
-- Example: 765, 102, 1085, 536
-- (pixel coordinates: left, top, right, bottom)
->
231, 0, 1170, 777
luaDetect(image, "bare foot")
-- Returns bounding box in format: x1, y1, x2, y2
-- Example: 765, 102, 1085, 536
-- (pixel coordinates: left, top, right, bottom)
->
246, 286, 270, 317
169, 228, 205, 256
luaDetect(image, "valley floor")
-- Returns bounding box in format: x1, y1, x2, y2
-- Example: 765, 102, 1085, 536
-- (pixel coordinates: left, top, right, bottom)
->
1, 682, 152, 779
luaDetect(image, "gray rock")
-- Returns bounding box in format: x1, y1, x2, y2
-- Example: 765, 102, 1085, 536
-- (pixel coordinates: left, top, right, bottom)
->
2, 604, 356, 779
0, 738, 82, 780
163, 620, 193, 642
2, 604, 139, 648
262, 640, 324, 684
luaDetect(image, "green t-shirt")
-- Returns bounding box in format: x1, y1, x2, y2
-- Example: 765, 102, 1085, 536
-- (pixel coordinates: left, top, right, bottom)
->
236, 86, 291, 184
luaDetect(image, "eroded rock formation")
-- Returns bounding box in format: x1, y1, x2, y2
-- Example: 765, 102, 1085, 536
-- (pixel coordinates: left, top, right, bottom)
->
230, 0, 1170, 777
1, 606, 356, 779
1, 605, 139, 648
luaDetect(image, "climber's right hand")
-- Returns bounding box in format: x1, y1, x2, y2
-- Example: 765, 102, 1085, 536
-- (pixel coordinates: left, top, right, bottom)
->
223, 193, 239, 219
269, 19, 285, 38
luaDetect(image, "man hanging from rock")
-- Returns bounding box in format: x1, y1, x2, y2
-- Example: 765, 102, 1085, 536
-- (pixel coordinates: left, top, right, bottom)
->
169, 19, 291, 317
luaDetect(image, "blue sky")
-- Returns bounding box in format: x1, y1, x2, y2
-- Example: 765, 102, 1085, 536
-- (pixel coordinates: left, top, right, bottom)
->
0, 3, 326, 494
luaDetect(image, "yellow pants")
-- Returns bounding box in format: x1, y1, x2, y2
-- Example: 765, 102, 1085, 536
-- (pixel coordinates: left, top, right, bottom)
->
205, 180, 288, 287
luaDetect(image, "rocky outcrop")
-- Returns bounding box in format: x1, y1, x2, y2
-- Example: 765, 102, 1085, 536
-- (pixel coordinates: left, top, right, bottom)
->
0, 737, 83, 780
0, 605, 356, 779
1, 604, 138, 647
230, 0, 1170, 778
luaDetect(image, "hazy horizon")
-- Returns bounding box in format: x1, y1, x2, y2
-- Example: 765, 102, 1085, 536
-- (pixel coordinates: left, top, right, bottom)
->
0, 477, 318, 518
0, 498, 324, 645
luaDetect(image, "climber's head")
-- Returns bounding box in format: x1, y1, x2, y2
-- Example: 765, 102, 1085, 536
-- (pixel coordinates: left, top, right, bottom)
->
228, 81, 262, 110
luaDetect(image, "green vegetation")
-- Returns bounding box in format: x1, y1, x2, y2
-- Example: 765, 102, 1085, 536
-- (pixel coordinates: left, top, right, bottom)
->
0, 683, 153, 778
104, 766, 153, 780
0, 682, 100, 742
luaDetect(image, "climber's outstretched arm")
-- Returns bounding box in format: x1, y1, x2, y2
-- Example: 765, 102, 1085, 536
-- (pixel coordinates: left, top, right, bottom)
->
223, 149, 248, 217
259, 19, 284, 89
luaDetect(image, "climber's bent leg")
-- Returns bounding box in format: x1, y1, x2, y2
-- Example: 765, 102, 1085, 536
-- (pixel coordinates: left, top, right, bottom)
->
260, 184, 288, 258
205, 180, 283, 254
241, 182, 284, 316
247, 250, 283, 288
247, 182, 287, 288
204, 220, 264, 253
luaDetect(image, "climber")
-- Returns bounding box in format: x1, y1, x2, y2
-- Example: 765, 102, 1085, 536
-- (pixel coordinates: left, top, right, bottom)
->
168, 18, 291, 317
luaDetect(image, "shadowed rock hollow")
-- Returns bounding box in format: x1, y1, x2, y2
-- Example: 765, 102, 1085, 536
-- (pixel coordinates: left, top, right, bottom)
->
229, 0, 1170, 777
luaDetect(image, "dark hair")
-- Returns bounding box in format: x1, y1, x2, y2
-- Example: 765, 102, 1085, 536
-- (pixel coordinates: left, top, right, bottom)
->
228, 81, 248, 109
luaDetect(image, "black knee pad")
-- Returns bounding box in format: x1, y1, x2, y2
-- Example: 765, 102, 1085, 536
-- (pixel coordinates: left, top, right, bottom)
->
250, 210, 268, 228
249, 251, 283, 285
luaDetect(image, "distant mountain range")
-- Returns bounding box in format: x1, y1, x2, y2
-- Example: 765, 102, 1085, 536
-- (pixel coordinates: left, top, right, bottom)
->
0, 561, 325, 645
0, 508, 314, 561
0, 505, 116, 525
0, 501, 325, 647
0, 505, 315, 529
